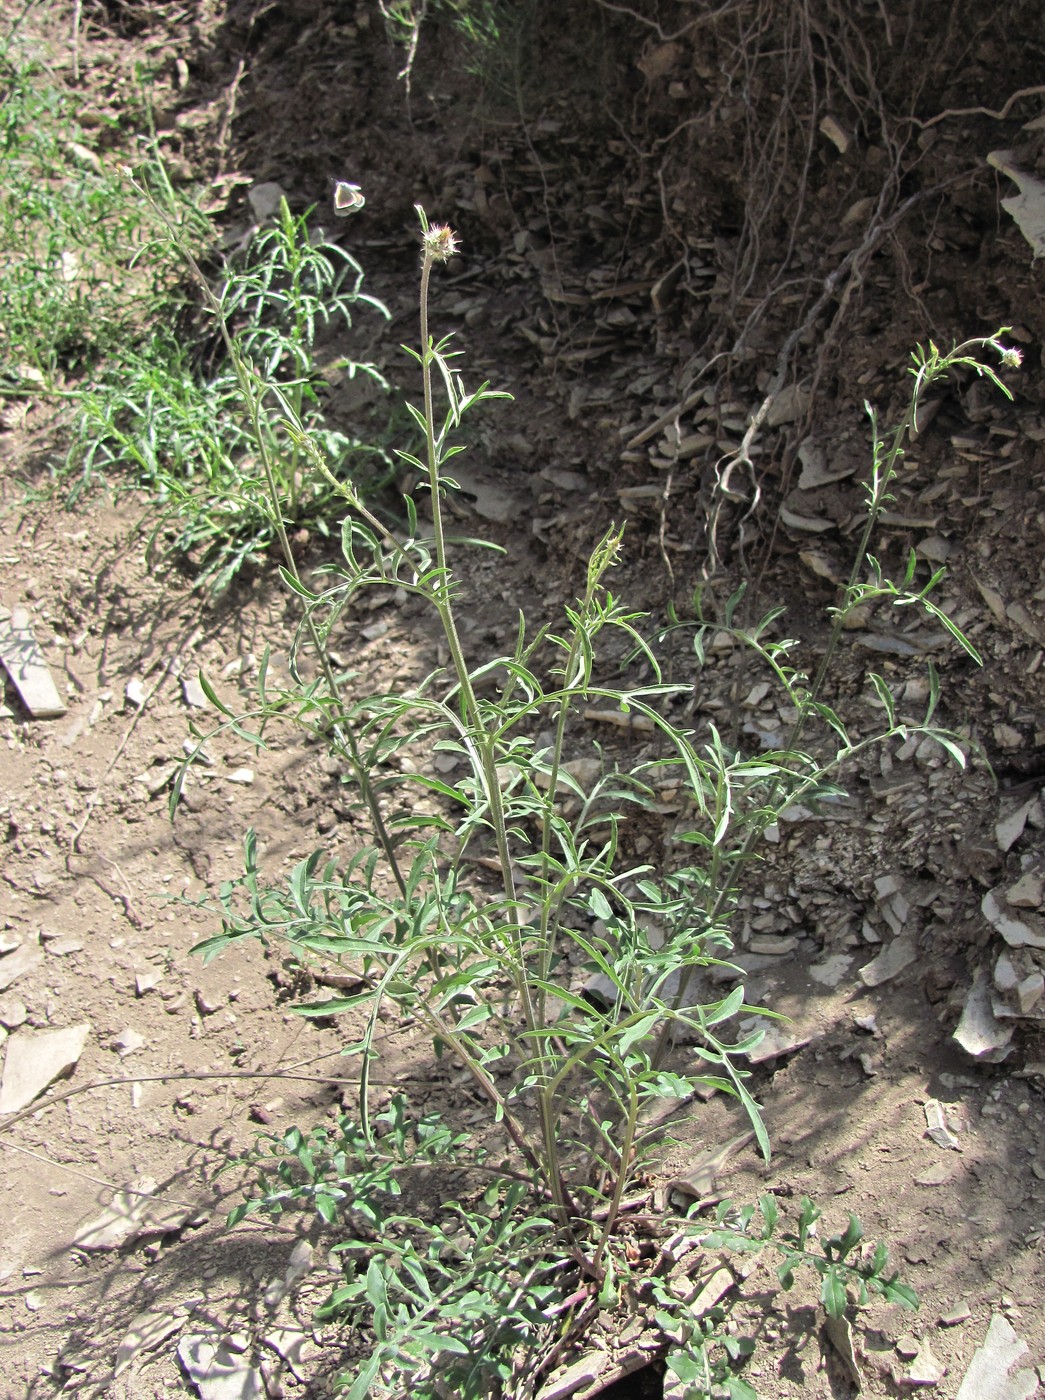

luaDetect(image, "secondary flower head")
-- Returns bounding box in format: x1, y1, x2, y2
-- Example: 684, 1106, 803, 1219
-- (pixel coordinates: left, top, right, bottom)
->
423, 223, 460, 263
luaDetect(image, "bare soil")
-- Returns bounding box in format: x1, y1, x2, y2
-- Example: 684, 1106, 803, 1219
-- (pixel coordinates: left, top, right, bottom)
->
1, 3, 1043, 1398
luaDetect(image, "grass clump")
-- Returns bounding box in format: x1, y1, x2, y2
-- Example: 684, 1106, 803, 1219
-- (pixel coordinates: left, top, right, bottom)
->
172, 198, 1019, 1396
0, 36, 166, 385
376, 0, 538, 103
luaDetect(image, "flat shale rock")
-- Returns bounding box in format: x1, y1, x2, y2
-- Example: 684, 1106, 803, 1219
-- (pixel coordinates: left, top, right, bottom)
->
72, 1176, 204, 1251
0, 1022, 90, 1113
0, 941, 44, 994
176, 1334, 266, 1400
954, 1313, 1039, 1400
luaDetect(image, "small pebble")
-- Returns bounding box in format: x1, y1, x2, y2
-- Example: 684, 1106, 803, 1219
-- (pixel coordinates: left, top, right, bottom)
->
0, 998, 28, 1029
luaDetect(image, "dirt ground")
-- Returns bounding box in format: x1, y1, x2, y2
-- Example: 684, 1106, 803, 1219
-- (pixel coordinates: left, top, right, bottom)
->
1, 2, 1044, 1398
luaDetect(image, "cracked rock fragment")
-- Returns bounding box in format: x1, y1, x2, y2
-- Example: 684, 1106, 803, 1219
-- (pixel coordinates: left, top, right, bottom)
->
954, 1313, 1039, 1400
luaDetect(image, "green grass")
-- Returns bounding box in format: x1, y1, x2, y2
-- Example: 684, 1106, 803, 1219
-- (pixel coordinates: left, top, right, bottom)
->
0, 43, 164, 383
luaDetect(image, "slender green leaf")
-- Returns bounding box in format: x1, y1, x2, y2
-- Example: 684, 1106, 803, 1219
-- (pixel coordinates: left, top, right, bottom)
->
930, 733, 968, 768
725, 1378, 759, 1400
278, 566, 318, 600
454, 1001, 492, 1033
868, 673, 896, 725
821, 1267, 847, 1318
617, 1010, 660, 1055
704, 985, 745, 1026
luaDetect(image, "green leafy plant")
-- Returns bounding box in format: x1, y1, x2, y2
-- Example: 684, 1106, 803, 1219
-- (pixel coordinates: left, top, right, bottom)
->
218, 196, 391, 513
376, 0, 536, 102
0, 37, 171, 385
65, 195, 392, 590
177, 204, 1016, 1395
647, 1193, 916, 1400
229, 1103, 915, 1400
0, 27, 386, 605
706, 1193, 918, 1317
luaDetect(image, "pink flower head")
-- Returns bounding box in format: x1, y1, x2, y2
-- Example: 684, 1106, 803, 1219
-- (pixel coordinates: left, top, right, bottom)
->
423, 224, 460, 263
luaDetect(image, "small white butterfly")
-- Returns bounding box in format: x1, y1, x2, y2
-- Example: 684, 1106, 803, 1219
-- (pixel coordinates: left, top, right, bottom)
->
332, 181, 365, 216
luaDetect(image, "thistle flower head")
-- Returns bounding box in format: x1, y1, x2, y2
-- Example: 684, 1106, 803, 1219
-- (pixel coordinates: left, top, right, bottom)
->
423, 223, 460, 263
999, 344, 1022, 369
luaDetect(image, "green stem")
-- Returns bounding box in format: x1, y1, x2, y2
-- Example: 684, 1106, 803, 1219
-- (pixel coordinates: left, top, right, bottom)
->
417, 253, 524, 977
593, 1081, 638, 1266
652, 367, 924, 1071
144, 189, 408, 900
801, 404, 910, 716
534, 529, 622, 1018
416, 240, 582, 1232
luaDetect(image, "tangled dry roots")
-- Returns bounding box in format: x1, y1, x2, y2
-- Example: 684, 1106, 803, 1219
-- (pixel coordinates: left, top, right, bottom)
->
584, 0, 1040, 579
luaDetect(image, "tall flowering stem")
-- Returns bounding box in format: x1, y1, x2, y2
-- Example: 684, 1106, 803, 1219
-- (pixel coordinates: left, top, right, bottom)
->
414, 209, 580, 1239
